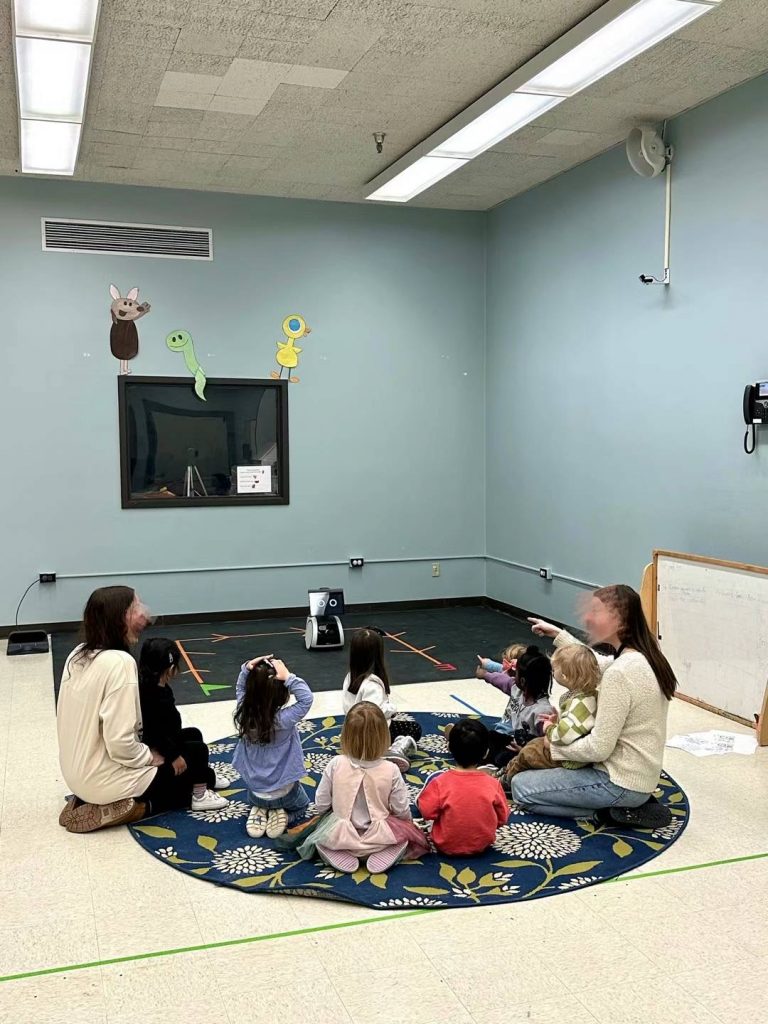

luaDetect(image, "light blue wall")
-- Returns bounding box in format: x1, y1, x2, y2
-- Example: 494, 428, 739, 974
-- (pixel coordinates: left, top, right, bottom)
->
0, 179, 486, 625
486, 73, 768, 626
6, 70, 768, 629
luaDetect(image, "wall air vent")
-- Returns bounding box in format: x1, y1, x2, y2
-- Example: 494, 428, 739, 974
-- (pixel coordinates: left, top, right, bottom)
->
42, 219, 213, 260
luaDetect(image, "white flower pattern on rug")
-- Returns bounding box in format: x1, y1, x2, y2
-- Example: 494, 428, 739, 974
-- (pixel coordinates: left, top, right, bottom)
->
208, 741, 236, 754
651, 819, 684, 841
418, 734, 449, 754
375, 896, 446, 908
212, 845, 283, 875
188, 800, 250, 823
304, 752, 333, 772
558, 876, 601, 890
493, 822, 582, 860
297, 720, 317, 734
157, 846, 176, 859
209, 761, 240, 784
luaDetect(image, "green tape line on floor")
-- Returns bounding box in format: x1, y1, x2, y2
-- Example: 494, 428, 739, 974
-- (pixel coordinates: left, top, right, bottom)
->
3, 850, 768, 985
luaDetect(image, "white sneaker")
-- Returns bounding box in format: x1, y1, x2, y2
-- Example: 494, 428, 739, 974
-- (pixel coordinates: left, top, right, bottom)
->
246, 807, 268, 838
266, 808, 288, 839
191, 789, 228, 812
392, 735, 418, 757
213, 772, 229, 790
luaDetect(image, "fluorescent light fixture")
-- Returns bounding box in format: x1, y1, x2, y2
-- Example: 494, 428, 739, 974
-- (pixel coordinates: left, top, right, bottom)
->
16, 37, 91, 121
12, 1, 100, 174
366, 0, 720, 203
14, 0, 99, 42
431, 92, 565, 159
522, 0, 720, 97
21, 119, 81, 174
368, 155, 468, 203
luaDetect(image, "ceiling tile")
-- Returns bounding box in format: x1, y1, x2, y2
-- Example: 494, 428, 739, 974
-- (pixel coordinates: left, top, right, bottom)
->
153, 91, 214, 111
216, 58, 293, 98
174, 26, 244, 57
283, 66, 348, 89
208, 94, 273, 116
166, 53, 234, 75
157, 71, 221, 96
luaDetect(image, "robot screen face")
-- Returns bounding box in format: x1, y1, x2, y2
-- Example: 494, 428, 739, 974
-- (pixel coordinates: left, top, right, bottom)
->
308, 589, 345, 618
308, 591, 329, 617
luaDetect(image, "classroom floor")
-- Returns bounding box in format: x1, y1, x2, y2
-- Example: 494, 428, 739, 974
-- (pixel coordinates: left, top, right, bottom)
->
2, 641, 767, 1024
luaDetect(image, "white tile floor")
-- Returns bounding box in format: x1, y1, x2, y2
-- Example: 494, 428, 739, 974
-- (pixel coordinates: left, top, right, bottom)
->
1, 642, 767, 1024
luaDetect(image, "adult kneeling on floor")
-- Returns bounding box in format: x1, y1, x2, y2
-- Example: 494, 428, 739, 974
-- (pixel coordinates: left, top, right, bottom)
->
514, 585, 677, 824
57, 586, 214, 833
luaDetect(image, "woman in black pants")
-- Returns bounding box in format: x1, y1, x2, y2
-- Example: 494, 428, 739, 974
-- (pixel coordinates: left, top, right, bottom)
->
138, 639, 228, 814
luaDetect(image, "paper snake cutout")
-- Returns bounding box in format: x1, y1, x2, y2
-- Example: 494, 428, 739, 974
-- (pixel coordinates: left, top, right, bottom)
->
166, 330, 207, 401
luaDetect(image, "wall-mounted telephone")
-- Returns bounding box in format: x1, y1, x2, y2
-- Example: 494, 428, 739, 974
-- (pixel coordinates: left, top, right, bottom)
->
743, 382, 768, 454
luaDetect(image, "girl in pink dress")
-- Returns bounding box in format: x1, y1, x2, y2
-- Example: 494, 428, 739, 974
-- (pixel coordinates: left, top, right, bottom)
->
303, 703, 429, 874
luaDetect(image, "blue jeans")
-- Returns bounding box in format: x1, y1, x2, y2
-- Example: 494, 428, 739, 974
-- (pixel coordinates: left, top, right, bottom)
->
248, 782, 310, 824
510, 767, 650, 819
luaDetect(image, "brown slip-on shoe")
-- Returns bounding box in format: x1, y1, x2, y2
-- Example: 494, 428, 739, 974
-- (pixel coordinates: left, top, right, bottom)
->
58, 796, 79, 828
66, 798, 146, 833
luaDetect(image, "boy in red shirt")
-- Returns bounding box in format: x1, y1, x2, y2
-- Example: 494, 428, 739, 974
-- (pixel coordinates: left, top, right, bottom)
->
418, 719, 509, 856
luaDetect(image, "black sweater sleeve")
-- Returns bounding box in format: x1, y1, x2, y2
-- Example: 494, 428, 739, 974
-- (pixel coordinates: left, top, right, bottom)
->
139, 684, 183, 762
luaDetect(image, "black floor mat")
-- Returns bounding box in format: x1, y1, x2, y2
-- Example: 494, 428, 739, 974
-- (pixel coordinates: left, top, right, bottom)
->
52, 604, 536, 705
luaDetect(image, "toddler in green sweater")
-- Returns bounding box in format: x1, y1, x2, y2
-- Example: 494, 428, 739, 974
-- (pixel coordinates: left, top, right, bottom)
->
505, 645, 599, 780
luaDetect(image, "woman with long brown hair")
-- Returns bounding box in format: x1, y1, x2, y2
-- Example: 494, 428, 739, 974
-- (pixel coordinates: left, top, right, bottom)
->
57, 586, 157, 831
57, 586, 225, 832
510, 584, 677, 819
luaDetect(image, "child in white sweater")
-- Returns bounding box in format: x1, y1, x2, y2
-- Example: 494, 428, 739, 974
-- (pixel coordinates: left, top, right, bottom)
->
342, 628, 419, 769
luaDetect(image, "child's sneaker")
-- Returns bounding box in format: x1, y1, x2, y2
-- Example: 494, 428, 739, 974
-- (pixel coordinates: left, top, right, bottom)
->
213, 773, 229, 790
367, 841, 408, 874
246, 807, 268, 837
317, 845, 359, 873
266, 808, 288, 838
191, 790, 228, 812
392, 735, 418, 757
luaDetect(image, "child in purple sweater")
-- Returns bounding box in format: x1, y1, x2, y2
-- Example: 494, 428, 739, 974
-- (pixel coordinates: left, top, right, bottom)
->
233, 655, 314, 839
475, 644, 554, 769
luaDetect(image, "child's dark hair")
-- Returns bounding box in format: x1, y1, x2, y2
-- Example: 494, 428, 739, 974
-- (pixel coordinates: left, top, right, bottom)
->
234, 661, 289, 745
515, 645, 552, 702
448, 719, 490, 768
347, 627, 391, 696
138, 638, 180, 687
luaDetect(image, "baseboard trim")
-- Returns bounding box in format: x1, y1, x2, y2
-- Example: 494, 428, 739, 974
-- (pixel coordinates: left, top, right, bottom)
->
2, 595, 489, 638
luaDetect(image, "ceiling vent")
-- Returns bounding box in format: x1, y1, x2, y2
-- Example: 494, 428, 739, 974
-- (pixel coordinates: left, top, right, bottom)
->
41, 219, 213, 260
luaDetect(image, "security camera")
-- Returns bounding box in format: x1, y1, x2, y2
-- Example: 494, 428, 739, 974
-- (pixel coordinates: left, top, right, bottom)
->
639, 274, 655, 285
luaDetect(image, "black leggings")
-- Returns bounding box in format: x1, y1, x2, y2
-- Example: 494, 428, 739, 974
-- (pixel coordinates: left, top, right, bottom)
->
486, 730, 520, 769
139, 727, 215, 814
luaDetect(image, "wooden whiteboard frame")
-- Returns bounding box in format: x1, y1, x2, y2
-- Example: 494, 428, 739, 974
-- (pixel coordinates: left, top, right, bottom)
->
648, 550, 768, 746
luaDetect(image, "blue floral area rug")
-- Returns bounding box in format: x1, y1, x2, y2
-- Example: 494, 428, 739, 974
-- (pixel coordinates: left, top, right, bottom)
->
129, 713, 690, 910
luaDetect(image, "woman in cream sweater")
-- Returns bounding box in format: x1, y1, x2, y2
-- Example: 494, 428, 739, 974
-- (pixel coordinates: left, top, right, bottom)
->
511, 585, 677, 819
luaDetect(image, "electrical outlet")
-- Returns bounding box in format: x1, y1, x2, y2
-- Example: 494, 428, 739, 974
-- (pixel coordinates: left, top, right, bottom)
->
349, 557, 365, 569
432, 562, 441, 577
39, 572, 57, 584
539, 567, 553, 581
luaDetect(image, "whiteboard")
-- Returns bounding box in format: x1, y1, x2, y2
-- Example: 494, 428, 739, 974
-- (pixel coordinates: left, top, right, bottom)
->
656, 553, 768, 721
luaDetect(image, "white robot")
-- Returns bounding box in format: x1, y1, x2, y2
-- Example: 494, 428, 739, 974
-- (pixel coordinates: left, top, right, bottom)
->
305, 588, 345, 650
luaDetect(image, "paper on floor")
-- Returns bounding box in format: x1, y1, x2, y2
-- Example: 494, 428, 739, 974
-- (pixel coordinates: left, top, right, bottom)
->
666, 730, 758, 757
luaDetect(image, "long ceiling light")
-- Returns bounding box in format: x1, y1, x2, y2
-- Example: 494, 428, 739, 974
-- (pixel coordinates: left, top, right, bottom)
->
12, 1, 101, 176
367, 0, 721, 203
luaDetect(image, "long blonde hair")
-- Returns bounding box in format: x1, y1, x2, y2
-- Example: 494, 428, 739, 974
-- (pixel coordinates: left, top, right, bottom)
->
552, 646, 600, 697
341, 702, 391, 761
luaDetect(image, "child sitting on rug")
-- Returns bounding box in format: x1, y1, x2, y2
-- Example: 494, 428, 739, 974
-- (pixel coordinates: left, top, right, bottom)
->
342, 627, 420, 770
504, 645, 599, 781
233, 655, 313, 839
475, 645, 554, 770
418, 719, 508, 856
477, 642, 527, 676
138, 639, 228, 813
301, 702, 429, 874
